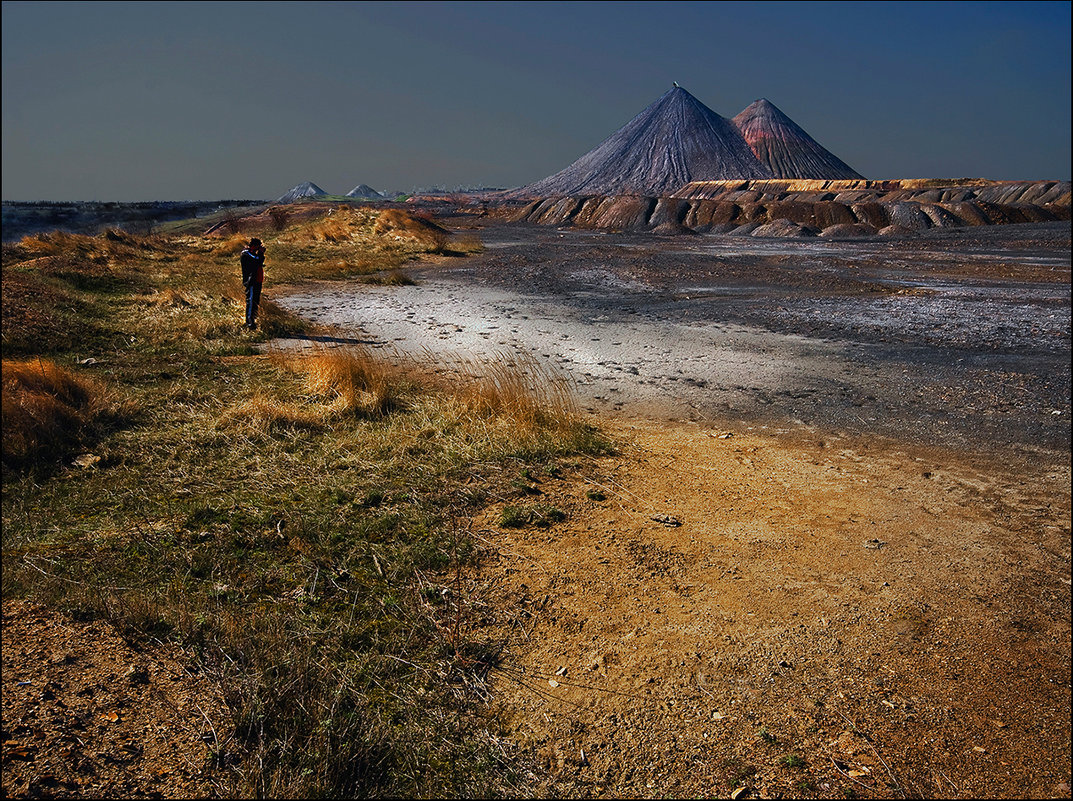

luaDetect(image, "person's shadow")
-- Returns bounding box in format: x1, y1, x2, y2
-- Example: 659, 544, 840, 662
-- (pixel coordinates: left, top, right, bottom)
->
284, 333, 382, 347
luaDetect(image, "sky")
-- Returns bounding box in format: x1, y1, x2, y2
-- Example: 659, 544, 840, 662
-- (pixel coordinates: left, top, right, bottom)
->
2, 1, 1070, 201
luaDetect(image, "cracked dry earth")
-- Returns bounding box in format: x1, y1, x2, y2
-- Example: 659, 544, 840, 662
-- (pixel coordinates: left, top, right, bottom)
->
471, 419, 1071, 799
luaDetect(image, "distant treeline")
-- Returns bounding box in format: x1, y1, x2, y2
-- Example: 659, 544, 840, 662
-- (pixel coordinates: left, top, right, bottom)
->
2, 200, 266, 242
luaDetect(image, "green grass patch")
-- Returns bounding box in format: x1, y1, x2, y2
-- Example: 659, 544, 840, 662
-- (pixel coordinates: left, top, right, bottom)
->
499, 504, 566, 528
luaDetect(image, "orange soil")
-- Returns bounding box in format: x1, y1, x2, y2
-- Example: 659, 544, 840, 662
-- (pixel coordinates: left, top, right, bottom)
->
473, 418, 1071, 798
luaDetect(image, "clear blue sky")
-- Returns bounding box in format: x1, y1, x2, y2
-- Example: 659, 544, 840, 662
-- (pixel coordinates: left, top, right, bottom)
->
2, 1, 1070, 200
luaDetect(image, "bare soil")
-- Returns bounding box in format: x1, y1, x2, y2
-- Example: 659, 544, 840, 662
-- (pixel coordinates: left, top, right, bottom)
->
1, 602, 231, 798
469, 419, 1071, 798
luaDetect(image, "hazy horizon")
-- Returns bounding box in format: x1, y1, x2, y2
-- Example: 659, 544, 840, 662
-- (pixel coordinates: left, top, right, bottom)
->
3, 1, 1070, 202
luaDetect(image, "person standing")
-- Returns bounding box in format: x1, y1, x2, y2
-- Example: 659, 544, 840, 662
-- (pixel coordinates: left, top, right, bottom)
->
240, 238, 266, 329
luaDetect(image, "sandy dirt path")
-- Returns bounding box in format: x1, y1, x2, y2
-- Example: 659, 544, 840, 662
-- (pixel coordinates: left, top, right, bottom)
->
277, 276, 849, 422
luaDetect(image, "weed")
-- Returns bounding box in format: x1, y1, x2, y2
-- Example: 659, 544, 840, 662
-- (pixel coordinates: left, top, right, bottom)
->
759, 726, 778, 744
360, 491, 384, 508
723, 758, 757, 788
500, 506, 529, 528
498, 504, 566, 529
779, 753, 806, 769
533, 505, 566, 527
511, 478, 542, 496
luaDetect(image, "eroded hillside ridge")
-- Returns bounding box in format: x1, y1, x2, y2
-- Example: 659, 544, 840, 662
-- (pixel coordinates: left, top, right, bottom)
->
501, 179, 1071, 237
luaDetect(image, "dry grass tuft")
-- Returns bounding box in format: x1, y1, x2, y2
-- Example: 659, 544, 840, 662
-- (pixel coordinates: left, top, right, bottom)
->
222, 394, 326, 433
281, 206, 380, 245
211, 233, 250, 256
146, 287, 201, 308
309, 216, 360, 244
281, 347, 411, 417
2, 359, 110, 467
455, 353, 578, 431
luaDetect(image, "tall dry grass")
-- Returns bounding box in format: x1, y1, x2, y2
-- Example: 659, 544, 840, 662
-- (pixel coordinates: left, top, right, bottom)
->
223, 346, 596, 463
453, 352, 578, 431
282, 346, 410, 417
222, 394, 327, 433
2, 359, 111, 467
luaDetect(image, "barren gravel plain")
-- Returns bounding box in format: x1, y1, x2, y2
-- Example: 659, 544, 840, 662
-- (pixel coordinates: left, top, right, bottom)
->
275, 219, 1071, 798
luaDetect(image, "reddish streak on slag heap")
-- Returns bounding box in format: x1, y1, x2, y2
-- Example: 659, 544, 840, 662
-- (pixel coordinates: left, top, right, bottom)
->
732, 98, 863, 180
508, 85, 773, 199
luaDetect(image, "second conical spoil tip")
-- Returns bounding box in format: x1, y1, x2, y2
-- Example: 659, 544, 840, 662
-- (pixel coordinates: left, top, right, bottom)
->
732, 98, 863, 180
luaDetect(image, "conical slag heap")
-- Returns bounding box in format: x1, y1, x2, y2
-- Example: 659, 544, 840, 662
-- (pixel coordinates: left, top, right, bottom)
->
732, 99, 863, 180
277, 181, 328, 203
346, 184, 383, 199
512, 85, 773, 198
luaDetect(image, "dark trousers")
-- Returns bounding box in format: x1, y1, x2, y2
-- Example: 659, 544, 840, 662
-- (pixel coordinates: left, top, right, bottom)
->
245, 282, 262, 327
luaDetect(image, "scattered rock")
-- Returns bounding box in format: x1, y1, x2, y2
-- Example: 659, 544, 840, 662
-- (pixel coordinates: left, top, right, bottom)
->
650, 514, 682, 527
820, 222, 878, 239
71, 453, 101, 469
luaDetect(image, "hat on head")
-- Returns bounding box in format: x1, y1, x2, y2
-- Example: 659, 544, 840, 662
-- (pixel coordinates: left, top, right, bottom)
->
249, 238, 262, 247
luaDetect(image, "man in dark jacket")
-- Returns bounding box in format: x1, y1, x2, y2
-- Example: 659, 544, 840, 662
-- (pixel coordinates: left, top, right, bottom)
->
240, 238, 266, 329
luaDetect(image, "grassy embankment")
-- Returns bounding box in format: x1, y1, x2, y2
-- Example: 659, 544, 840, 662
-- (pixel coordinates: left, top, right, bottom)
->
1, 206, 609, 796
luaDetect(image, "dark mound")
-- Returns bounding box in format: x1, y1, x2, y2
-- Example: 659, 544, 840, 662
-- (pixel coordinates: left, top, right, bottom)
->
345, 184, 384, 199
277, 181, 328, 204
732, 99, 863, 180
509, 85, 772, 198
